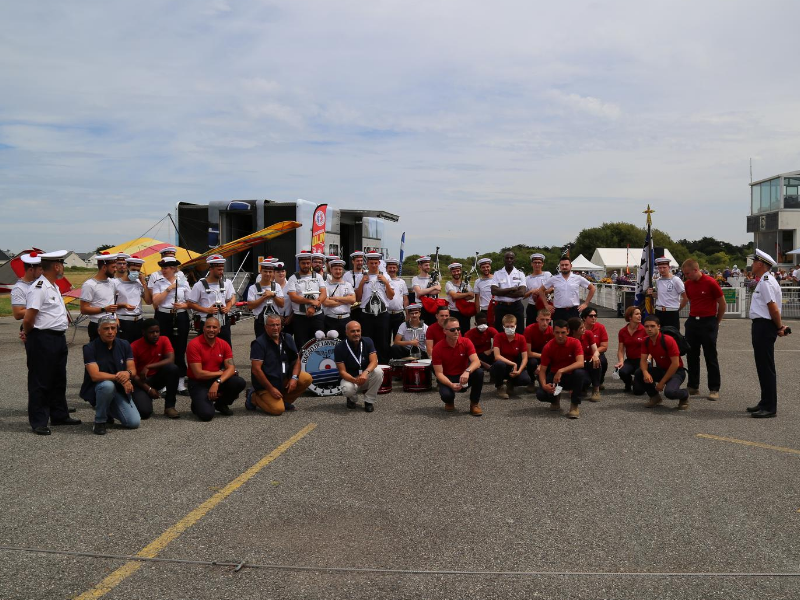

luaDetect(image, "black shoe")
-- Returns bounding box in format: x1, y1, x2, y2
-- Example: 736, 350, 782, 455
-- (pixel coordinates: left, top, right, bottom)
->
93, 422, 107, 435
346, 398, 358, 410
33, 426, 51, 436
51, 417, 82, 426
68, 406, 77, 413
364, 402, 374, 413
215, 402, 233, 416
751, 410, 776, 419
746, 405, 762, 413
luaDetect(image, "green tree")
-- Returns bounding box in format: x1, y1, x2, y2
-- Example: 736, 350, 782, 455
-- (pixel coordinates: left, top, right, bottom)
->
95, 244, 114, 253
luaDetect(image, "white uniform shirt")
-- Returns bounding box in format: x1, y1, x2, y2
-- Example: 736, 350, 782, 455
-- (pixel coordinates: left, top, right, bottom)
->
80, 277, 119, 323
246, 277, 285, 317
360, 274, 390, 316
323, 280, 355, 317
286, 272, 324, 315
411, 274, 435, 299
189, 278, 236, 320
115, 278, 145, 317
526, 272, 551, 295
492, 267, 526, 303
26, 276, 68, 331
655, 275, 685, 310
749, 273, 782, 320
545, 273, 590, 308
387, 277, 408, 312
472, 276, 495, 310
278, 280, 292, 316
445, 280, 471, 311
147, 269, 187, 290
11, 279, 34, 307
396, 321, 427, 344
152, 277, 191, 311
343, 270, 365, 291
792, 268, 800, 281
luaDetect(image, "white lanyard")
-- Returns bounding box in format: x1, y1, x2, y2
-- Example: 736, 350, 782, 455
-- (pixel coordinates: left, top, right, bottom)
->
346, 341, 364, 374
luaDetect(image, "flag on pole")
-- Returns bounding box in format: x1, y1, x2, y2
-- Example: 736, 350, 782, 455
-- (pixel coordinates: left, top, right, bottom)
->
634, 205, 655, 315
398, 232, 406, 275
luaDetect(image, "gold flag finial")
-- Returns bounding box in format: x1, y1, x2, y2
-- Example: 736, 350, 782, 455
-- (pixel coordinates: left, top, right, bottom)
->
643, 204, 655, 226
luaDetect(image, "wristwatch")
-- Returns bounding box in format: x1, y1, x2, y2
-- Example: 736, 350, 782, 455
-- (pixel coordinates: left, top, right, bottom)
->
464, 368, 471, 373
215, 378, 222, 384
291, 375, 299, 380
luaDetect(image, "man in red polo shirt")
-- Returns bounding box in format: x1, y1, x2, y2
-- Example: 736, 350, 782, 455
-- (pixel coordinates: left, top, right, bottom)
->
536, 320, 588, 418
491, 314, 530, 398
634, 315, 689, 409
464, 311, 498, 372
681, 259, 725, 400
185, 317, 246, 421
425, 305, 450, 357
130, 318, 181, 419
432, 316, 483, 416
524, 308, 554, 391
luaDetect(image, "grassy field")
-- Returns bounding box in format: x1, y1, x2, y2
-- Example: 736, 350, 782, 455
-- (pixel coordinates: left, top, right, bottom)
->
0, 296, 10, 317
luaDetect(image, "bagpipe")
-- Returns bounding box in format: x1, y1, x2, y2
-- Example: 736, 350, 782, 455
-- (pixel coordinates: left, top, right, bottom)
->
420, 246, 447, 314
454, 251, 479, 317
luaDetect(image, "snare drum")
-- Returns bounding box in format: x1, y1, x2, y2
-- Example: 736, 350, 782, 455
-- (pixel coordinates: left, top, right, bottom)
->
378, 365, 392, 394
389, 358, 410, 380
403, 362, 432, 392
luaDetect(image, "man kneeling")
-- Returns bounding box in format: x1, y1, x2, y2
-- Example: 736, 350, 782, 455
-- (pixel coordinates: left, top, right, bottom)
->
334, 321, 383, 412
634, 315, 689, 410
130, 319, 181, 419
535, 319, 589, 418
432, 316, 484, 416
249, 314, 312, 414
186, 317, 246, 421
491, 314, 531, 398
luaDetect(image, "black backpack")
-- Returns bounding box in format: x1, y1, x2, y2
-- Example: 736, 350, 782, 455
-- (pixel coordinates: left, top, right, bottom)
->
660, 325, 690, 356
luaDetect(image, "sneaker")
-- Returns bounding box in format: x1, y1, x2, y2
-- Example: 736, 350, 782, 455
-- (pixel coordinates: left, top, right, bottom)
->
245, 388, 256, 411
567, 403, 580, 419
589, 389, 601, 402
470, 403, 483, 417
708, 391, 720, 401
346, 398, 358, 409
443, 403, 455, 412
177, 377, 188, 393
364, 402, 374, 413
645, 394, 663, 408
93, 422, 107, 435
677, 399, 689, 411
284, 402, 297, 412
164, 407, 180, 419
496, 385, 509, 400
687, 387, 700, 396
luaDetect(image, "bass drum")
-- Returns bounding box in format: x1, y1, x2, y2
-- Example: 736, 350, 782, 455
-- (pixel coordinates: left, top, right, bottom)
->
300, 338, 341, 396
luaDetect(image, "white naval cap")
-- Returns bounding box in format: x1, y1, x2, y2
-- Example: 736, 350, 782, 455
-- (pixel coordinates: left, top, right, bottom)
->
295, 251, 313, 260
21, 252, 42, 265
326, 254, 339, 262
159, 246, 178, 255
259, 260, 276, 268
311, 252, 325, 260
158, 256, 180, 267
655, 256, 671, 265
406, 303, 422, 311
39, 250, 69, 261
365, 252, 382, 260
126, 255, 145, 265
384, 257, 400, 265
448, 262, 462, 270
350, 251, 365, 258
328, 259, 346, 267
206, 254, 226, 265
416, 256, 431, 263
273, 261, 286, 269
92, 252, 118, 263
115, 252, 131, 260
477, 257, 492, 266
751, 249, 777, 268
530, 253, 545, 261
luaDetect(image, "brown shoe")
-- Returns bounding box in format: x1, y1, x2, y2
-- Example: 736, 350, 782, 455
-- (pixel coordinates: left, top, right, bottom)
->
589, 388, 601, 402
443, 403, 455, 412
567, 403, 580, 419
470, 403, 483, 417
164, 407, 180, 419
687, 387, 700, 396
645, 394, 663, 408
708, 391, 720, 401
526, 383, 537, 393
677, 399, 689, 411
550, 398, 561, 412
496, 385, 509, 399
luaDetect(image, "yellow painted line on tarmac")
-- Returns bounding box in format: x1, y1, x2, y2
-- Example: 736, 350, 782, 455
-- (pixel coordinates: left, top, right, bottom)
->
74, 423, 317, 599
697, 433, 800, 456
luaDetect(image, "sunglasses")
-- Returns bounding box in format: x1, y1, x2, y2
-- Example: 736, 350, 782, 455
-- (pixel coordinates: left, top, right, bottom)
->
446, 327, 461, 332
587, 314, 598, 318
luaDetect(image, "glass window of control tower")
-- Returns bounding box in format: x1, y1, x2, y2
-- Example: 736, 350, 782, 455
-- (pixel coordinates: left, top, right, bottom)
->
751, 184, 760, 213
771, 178, 781, 210
785, 177, 800, 209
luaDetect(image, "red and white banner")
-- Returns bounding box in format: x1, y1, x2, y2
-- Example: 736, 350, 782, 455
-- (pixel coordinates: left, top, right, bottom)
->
311, 204, 327, 254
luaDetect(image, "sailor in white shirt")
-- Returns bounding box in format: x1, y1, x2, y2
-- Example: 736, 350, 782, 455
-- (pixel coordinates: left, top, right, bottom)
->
11, 253, 43, 337
391, 303, 428, 359
311, 252, 326, 278
115, 256, 153, 343
747, 249, 788, 418
540, 257, 595, 322
147, 246, 188, 290
445, 262, 475, 334
22, 250, 81, 434
187, 254, 237, 345
472, 257, 495, 315
385, 257, 409, 338
647, 256, 686, 331
151, 256, 192, 393
412, 255, 442, 326
356, 252, 395, 363
80, 252, 120, 341
286, 251, 328, 349
490, 251, 526, 334
343, 251, 366, 325
247, 260, 285, 338
523, 253, 552, 327
322, 258, 356, 337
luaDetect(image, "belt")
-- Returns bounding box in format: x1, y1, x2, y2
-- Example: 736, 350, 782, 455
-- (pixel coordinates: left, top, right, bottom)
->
294, 311, 321, 317
33, 328, 66, 335
495, 300, 521, 305
118, 315, 142, 321
656, 307, 679, 312
158, 308, 186, 314
553, 305, 579, 310
326, 313, 351, 319
689, 315, 716, 320
389, 310, 404, 315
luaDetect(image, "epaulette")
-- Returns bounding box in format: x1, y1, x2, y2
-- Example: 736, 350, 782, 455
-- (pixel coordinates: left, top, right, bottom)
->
35, 281, 44, 288
763, 275, 770, 281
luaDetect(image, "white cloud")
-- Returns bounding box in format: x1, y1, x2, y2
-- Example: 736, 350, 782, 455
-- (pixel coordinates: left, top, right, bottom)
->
548, 90, 622, 120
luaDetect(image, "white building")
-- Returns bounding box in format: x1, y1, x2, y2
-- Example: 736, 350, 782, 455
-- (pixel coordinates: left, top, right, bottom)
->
747, 170, 800, 267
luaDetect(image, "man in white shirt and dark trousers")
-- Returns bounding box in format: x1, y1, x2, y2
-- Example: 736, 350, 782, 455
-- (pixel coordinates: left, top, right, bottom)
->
115, 255, 152, 343
80, 252, 120, 341
246, 260, 285, 339
286, 251, 327, 349
472, 257, 495, 316
540, 257, 595, 322
322, 259, 356, 337
412, 255, 441, 325
491, 251, 526, 334
746, 250, 789, 418
187, 254, 237, 345
356, 252, 395, 364
385, 257, 409, 339
343, 251, 366, 326
524, 253, 551, 327
647, 257, 686, 331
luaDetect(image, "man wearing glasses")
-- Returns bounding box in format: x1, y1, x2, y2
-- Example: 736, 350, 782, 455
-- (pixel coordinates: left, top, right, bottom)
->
431, 317, 484, 416
646, 257, 686, 332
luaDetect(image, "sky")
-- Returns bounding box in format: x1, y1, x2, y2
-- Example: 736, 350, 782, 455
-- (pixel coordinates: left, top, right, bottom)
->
2, 0, 800, 257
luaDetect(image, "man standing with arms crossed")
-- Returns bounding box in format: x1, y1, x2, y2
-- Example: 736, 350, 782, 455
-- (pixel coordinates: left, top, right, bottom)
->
647, 257, 686, 331
491, 251, 526, 334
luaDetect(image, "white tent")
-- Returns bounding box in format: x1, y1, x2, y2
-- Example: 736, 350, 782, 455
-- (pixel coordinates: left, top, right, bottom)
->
590, 248, 679, 273
570, 254, 604, 271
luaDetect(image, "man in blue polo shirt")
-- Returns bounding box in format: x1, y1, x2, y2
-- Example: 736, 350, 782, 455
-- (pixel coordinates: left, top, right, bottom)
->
334, 321, 383, 412
249, 313, 312, 415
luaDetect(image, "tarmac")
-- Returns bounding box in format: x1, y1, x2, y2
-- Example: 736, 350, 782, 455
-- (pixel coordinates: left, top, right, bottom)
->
1, 312, 799, 600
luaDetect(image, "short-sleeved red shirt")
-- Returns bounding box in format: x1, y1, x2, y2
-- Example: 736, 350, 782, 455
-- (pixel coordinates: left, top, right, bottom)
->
185, 335, 233, 380
578, 331, 596, 359
524, 324, 554, 353
464, 326, 498, 354
426, 322, 446, 347
618, 324, 647, 359
585, 323, 608, 349
131, 336, 174, 378
432, 337, 477, 376
540, 337, 584, 372
493, 332, 527, 361
643, 333, 683, 370
684, 274, 723, 317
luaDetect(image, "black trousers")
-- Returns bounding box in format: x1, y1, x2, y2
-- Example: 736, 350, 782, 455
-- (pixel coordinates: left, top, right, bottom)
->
449, 310, 472, 336
618, 358, 640, 390
752, 318, 779, 413
324, 315, 352, 339
438, 369, 484, 404
389, 312, 406, 339
654, 309, 680, 331
88, 321, 99, 341
685, 316, 720, 391
494, 301, 525, 334
26, 329, 70, 429
117, 318, 143, 343
390, 344, 428, 360
525, 302, 547, 328
292, 312, 324, 350
536, 369, 589, 404
188, 375, 246, 421
585, 354, 608, 387
526, 356, 541, 380
132, 363, 181, 418
633, 366, 688, 400
490, 359, 532, 388
552, 306, 580, 322
155, 311, 190, 374
360, 311, 390, 364
420, 306, 436, 326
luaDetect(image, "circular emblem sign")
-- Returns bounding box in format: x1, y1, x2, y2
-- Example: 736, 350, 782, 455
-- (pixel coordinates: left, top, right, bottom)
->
300, 338, 342, 396
314, 211, 326, 227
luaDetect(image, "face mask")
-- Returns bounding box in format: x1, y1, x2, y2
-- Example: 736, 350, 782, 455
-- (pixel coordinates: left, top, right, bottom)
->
477, 324, 488, 332
128, 269, 140, 280
504, 327, 516, 335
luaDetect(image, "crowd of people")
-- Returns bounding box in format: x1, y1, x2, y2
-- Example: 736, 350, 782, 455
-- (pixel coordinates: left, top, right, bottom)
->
10, 245, 790, 435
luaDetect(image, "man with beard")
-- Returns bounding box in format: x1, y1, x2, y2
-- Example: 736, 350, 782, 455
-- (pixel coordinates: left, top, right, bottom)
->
187, 255, 237, 345
80, 252, 120, 341
539, 257, 595, 322
247, 260, 285, 339
322, 258, 356, 337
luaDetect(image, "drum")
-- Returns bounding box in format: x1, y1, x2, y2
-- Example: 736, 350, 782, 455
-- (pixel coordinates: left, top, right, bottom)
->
389, 358, 411, 380
378, 365, 392, 395
403, 362, 432, 392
